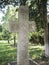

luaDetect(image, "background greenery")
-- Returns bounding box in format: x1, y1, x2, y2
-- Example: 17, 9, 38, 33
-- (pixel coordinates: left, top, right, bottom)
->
0, 42, 44, 65
0, 0, 48, 65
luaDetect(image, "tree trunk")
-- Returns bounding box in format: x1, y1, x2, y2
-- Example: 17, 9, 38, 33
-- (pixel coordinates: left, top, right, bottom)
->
8, 39, 10, 44
17, 5, 29, 65
41, 0, 49, 57
44, 23, 49, 57
44, 2, 49, 57
14, 34, 16, 46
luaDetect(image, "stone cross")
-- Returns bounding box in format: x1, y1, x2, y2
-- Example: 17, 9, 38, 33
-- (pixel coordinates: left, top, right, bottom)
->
8, 5, 36, 65
8, 8, 36, 33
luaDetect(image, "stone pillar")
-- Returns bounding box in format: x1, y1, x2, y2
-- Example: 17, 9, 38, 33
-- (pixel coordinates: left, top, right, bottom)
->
17, 5, 29, 65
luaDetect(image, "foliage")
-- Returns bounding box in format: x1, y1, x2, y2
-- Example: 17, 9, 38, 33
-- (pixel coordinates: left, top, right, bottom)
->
39, 52, 46, 60
29, 32, 39, 43
0, 29, 12, 40
29, 0, 47, 31
0, 0, 18, 8
0, 0, 28, 8
0, 0, 47, 32
2, 29, 11, 40
20, 0, 27, 5
29, 29, 44, 45
2, 6, 18, 23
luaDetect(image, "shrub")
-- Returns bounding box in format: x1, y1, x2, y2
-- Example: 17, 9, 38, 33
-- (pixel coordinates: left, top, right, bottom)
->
29, 29, 44, 45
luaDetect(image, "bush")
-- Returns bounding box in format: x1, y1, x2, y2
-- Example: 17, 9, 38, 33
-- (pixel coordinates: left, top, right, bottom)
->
29, 29, 44, 45
0, 30, 12, 40
38, 29, 44, 45
29, 32, 39, 43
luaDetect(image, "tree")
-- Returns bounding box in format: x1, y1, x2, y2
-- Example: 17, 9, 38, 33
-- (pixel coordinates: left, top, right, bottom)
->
2, 6, 18, 45
20, 0, 27, 5
0, 0, 18, 8
29, 0, 45, 31
38, 0, 49, 57
29, 0, 49, 57
2, 29, 11, 43
41, 0, 49, 57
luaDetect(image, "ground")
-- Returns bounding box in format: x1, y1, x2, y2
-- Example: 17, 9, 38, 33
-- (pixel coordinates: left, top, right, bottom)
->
0, 42, 17, 65
0, 41, 49, 65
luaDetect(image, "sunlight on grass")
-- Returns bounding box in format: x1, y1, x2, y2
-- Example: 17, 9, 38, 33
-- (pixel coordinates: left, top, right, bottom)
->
0, 42, 44, 65
29, 44, 44, 59
0, 42, 17, 65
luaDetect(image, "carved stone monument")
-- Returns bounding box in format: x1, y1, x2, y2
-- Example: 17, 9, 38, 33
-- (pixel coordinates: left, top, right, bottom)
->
8, 5, 36, 65
17, 5, 29, 65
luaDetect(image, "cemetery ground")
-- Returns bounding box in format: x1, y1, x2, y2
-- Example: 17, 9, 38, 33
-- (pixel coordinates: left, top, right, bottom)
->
0, 42, 49, 65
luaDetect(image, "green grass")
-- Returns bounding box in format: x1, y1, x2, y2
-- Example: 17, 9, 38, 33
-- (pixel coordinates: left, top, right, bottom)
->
29, 44, 44, 59
0, 42, 44, 65
0, 42, 17, 65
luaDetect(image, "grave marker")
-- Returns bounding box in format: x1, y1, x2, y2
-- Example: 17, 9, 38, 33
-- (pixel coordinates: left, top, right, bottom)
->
8, 5, 36, 65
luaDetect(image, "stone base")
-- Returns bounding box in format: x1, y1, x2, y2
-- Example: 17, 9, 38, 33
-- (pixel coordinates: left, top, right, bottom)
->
8, 59, 40, 65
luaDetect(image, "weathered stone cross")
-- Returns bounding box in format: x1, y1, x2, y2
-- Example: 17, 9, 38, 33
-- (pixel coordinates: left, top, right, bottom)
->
9, 5, 36, 65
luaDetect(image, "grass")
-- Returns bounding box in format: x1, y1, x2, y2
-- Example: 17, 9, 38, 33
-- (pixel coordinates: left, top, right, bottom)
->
0, 42, 44, 65
29, 44, 44, 59
0, 42, 17, 65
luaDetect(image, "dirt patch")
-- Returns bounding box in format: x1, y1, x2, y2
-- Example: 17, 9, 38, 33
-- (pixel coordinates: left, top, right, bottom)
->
8, 59, 39, 65
35, 58, 49, 65
8, 58, 49, 65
